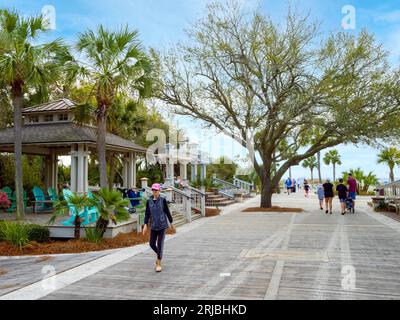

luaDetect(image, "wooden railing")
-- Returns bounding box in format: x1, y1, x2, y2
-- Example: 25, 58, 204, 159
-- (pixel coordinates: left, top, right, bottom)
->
212, 175, 240, 199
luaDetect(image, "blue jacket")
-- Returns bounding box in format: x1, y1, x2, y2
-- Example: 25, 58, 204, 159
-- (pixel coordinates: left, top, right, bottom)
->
144, 196, 173, 231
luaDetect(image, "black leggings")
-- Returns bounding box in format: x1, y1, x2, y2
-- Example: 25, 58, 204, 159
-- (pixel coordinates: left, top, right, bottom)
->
150, 229, 166, 260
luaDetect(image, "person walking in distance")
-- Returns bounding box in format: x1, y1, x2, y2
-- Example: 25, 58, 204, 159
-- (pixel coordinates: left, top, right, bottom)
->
347, 173, 358, 211
285, 177, 292, 195
317, 185, 325, 210
304, 180, 311, 198
143, 183, 175, 272
336, 178, 349, 215
323, 179, 334, 214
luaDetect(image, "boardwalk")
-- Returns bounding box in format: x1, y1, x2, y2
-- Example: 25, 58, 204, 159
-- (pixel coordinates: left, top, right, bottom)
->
1, 191, 400, 300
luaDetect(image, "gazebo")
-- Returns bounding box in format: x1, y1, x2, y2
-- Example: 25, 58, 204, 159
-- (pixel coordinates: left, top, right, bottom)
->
0, 99, 146, 194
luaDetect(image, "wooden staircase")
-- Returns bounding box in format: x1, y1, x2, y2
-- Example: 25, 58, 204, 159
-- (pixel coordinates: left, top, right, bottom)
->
205, 191, 236, 207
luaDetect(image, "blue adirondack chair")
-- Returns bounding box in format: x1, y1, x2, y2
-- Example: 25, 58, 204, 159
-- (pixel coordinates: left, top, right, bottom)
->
61, 189, 97, 226
47, 187, 59, 202
32, 186, 53, 212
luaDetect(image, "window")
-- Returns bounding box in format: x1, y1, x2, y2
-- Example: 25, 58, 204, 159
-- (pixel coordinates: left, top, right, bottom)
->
29, 115, 39, 123
44, 114, 54, 122
58, 113, 68, 121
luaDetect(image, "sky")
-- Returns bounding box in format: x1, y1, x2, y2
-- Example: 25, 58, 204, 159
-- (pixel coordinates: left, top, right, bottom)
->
1, 0, 400, 182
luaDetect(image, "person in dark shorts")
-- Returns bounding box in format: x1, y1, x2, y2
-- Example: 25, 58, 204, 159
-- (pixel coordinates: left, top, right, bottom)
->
336, 179, 348, 215
323, 179, 334, 214
304, 180, 311, 198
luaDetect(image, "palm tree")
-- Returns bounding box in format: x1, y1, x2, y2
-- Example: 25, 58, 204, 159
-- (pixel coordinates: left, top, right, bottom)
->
49, 194, 91, 240
362, 172, 379, 192
71, 25, 153, 188
49, 188, 130, 239
323, 150, 342, 182
302, 156, 318, 182
377, 147, 400, 182
0, 9, 66, 219
87, 188, 130, 237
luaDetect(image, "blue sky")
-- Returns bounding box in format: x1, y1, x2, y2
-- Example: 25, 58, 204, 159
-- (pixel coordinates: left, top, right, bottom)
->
2, 0, 400, 181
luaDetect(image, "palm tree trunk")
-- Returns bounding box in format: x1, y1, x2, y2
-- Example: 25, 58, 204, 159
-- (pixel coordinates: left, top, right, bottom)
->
333, 164, 336, 183
97, 105, 108, 188
108, 153, 115, 190
390, 167, 395, 182
317, 152, 322, 183
310, 168, 314, 183
12, 84, 25, 220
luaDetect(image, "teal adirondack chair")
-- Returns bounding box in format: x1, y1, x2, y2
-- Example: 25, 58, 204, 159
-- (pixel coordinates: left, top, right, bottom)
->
61, 189, 98, 226
86, 190, 99, 222
32, 186, 53, 212
1, 187, 12, 199
47, 187, 59, 201
6, 190, 28, 213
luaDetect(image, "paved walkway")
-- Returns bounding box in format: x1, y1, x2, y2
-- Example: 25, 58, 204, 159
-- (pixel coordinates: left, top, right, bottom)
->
1, 191, 400, 300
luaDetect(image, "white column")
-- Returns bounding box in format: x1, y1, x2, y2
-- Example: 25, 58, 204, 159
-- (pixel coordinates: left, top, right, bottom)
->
51, 153, 58, 190
129, 152, 137, 188
70, 145, 77, 193
165, 155, 174, 186
180, 162, 188, 181
70, 144, 90, 194
200, 164, 207, 182
191, 164, 198, 182
122, 155, 128, 188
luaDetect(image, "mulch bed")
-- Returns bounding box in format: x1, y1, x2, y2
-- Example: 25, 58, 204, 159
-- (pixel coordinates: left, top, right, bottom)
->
205, 208, 221, 217
242, 206, 304, 213
0, 229, 176, 256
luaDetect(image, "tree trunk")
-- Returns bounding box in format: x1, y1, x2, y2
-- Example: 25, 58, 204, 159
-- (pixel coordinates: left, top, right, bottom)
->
260, 181, 273, 208
310, 168, 314, 183
317, 152, 322, 183
390, 167, 395, 182
12, 84, 25, 220
97, 106, 108, 188
108, 153, 115, 190
95, 217, 109, 237
333, 164, 336, 183
74, 215, 81, 240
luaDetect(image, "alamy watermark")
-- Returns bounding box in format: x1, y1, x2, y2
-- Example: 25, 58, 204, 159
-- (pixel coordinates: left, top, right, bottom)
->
42, 5, 56, 30
341, 5, 356, 30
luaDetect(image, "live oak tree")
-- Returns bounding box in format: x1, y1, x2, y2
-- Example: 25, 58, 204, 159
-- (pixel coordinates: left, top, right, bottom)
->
154, 2, 400, 208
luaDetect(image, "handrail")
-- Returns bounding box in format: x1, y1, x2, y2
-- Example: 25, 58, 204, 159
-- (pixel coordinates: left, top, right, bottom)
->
378, 180, 400, 189
168, 185, 191, 199
233, 176, 254, 188
213, 177, 240, 189
187, 186, 206, 196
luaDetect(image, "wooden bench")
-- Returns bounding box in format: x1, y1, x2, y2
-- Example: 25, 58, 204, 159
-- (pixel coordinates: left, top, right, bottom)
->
388, 198, 400, 214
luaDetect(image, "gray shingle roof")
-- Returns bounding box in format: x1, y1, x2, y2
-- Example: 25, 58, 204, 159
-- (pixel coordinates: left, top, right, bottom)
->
0, 123, 146, 153
22, 99, 75, 113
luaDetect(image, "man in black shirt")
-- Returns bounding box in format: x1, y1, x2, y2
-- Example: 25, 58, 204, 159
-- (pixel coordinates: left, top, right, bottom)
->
336, 178, 348, 215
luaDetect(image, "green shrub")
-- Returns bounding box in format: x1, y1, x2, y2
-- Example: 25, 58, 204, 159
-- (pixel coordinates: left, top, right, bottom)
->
0, 220, 5, 240
28, 224, 50, 243
85, 228, 103, 244
0, 221, 30, 248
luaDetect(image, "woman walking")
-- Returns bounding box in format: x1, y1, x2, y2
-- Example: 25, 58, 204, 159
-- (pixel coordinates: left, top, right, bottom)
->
323, 179, 334, 214
143, 183, 174, 272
